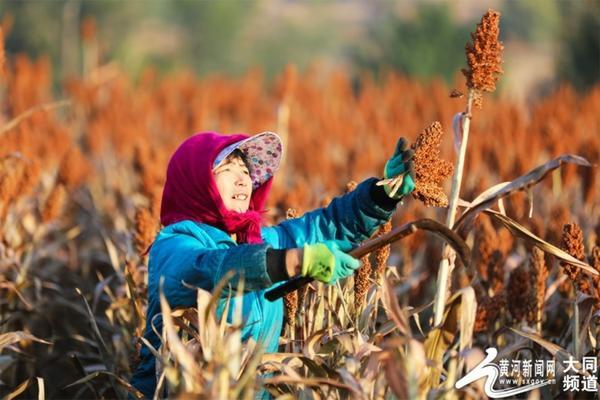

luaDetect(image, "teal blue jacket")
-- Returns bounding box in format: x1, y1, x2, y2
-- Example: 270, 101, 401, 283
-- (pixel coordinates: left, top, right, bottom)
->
131, 178, 398, 398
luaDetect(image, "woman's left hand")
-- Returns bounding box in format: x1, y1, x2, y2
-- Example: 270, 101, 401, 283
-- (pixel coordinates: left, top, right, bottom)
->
381, 137, 415, 199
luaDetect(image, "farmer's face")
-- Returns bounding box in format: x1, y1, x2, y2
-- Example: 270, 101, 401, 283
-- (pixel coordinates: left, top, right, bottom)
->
213, 156, 252, 213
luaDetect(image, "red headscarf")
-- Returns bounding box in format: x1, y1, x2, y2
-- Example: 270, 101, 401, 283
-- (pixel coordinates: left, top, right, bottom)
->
160, 132, 272, 244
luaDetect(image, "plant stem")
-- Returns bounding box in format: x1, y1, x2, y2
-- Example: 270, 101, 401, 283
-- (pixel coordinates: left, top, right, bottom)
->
433, 90, 474, 327
574, 299, 580, 359
0, 100, 71, 136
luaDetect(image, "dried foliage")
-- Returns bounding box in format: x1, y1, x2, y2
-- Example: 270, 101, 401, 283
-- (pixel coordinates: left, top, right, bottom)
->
0, 9, 597, 398
410, 121, 454, 207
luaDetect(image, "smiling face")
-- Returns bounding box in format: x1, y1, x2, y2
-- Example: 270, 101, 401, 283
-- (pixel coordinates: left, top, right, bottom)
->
213, 151, 253, 213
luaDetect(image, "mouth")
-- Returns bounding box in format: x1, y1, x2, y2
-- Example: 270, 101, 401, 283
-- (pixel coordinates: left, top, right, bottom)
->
231, 193, 249, 201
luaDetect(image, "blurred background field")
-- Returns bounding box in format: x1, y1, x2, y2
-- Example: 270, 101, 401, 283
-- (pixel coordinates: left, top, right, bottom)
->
2, 0, 599, 98
0, 1, 598, 399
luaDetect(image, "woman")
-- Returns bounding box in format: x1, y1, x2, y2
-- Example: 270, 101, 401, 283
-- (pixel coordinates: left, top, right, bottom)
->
131, 131, 414, 398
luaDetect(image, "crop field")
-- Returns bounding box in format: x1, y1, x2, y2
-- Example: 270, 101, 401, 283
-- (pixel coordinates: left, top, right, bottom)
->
0, 10, 598, 400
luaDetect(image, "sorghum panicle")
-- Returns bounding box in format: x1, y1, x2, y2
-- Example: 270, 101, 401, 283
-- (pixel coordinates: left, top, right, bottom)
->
345, 181, 357, 194
475, 293, 505, 333
354, 254, 372, 313
284, 207, 299, 327
347, 181, 373, 312
80, 17, 96, 44
507, 264, 531, 323
474, 215, 497, 281
462, 9, 504, 93
42, 183, 67, 223
134, 207, 159, 256
283, 291, 298, 328
411, 121, 454, 207
591, 246, 600, 310
0, 157, 40, 221
527, 246, 548, 326
487, 250, 505, 296
372, 221, 392, 284
57, 147, 91, 190
560, 223, 591, 295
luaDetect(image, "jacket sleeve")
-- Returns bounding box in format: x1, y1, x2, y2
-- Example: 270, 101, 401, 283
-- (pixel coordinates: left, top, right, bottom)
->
263, 177, 398, 249
150, 232, 273, 307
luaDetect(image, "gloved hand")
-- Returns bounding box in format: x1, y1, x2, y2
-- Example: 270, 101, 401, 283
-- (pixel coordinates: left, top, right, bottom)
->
301, 240, 361, 285
382, 137, 415, 199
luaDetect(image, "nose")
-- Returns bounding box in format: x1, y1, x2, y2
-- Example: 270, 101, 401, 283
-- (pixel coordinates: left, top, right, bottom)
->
234, 172, 248, 187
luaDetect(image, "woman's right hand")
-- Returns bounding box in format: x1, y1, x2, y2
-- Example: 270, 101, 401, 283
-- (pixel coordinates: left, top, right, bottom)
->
301, 240, 361, 284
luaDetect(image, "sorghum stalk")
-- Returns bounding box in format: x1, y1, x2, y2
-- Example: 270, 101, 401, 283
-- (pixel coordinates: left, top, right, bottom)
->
574, 300, 580, 359
433, 90, 473, 326
81, 17, 98, 77
433, 9, 503, 326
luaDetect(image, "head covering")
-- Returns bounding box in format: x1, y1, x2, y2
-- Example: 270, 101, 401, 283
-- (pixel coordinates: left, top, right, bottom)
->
160, 132, 280, 244
213, 131, 282, 189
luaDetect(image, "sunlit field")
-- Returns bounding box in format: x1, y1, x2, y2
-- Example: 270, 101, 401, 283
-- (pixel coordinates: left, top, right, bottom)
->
0, 9, 598, 399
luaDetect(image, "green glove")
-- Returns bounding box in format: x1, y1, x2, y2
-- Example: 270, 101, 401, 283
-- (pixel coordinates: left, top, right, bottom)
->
383, 137, 416, 199
301, 240, 361, 285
